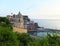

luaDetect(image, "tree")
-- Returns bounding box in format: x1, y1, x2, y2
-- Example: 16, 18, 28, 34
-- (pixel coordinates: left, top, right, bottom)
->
0, 17, 10, 25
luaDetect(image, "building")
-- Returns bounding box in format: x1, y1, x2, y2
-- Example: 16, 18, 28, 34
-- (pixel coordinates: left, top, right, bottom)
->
23, 16, 30, 28
27, 21, 35, 30
7, 12, 24, 28
34, 23, 39, 30
7, 11, 43, 34
7, 12, 27, 33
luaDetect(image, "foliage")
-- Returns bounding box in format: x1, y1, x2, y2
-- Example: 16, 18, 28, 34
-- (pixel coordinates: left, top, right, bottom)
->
47, 33, 60, 46
0, 27, 19, 46
0, 17, 60, 46
27, 38, 40, 46
0, 26, 60, 46
16, 33, 32, 46
0, 17, 12, 30
0, 17, 10, 25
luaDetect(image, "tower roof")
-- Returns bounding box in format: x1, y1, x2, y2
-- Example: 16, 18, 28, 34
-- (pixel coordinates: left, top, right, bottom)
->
18, 12, 22, 15
17, 11, 22, 18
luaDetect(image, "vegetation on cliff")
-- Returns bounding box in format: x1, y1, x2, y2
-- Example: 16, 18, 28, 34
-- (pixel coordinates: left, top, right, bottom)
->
0, 17, 60, 46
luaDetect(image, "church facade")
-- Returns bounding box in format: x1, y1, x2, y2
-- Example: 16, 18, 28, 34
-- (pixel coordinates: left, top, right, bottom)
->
7, 12, 29, 33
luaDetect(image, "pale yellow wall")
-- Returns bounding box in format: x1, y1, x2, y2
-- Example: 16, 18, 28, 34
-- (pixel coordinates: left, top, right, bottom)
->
13, 27, 27, 33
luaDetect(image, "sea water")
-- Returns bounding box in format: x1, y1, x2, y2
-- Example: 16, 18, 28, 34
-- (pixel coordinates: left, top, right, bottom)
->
32, 19, 60, 30
31, 19, 60, 37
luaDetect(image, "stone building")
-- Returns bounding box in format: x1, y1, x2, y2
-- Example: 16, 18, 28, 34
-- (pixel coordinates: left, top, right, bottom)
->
23, 16, 30, 28
7, 11, 41, 34
7, 12, 27, 33
7, 12, 24, 28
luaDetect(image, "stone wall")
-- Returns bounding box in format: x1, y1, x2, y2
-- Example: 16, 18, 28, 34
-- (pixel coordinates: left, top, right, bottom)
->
13, 27, 27, 33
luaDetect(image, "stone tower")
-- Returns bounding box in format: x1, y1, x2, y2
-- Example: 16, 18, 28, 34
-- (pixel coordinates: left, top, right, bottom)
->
17, 12, 24, 28
17, 12, 22, 18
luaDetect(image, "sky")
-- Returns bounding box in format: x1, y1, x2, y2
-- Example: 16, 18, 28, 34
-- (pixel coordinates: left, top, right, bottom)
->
0, 0, 60, 19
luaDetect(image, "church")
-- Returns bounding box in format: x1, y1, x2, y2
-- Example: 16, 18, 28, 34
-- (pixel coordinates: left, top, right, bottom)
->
7, 12, 30, 33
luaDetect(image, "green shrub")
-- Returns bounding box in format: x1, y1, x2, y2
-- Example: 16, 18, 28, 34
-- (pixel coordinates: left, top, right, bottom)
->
16, 33, 32, 46
0, 28, 19, 46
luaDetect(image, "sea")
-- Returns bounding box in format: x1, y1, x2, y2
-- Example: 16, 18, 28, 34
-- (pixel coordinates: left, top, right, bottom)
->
31, 19, 60, 37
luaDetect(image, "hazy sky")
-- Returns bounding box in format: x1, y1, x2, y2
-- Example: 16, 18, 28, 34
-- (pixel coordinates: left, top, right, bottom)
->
0, 0, 60, 19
